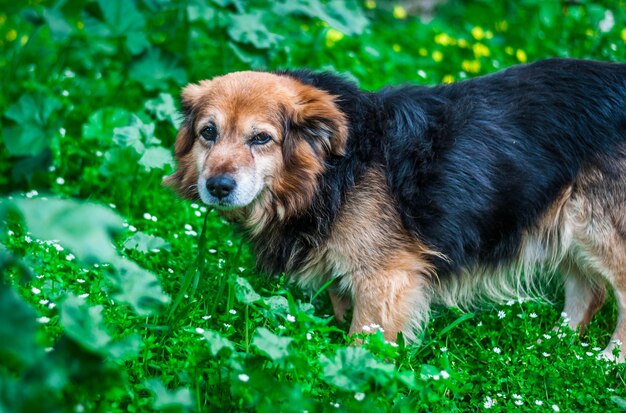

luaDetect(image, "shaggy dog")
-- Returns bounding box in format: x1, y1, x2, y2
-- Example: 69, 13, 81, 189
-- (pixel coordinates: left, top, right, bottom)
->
166, 59, 626, 360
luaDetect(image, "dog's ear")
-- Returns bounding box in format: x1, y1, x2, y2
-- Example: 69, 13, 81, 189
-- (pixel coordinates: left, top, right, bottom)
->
162, 83, 207, 198
283, 84, 348, 161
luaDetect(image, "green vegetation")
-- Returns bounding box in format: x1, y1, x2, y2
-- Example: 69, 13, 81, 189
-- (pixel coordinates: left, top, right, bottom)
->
1, 0, 625, 411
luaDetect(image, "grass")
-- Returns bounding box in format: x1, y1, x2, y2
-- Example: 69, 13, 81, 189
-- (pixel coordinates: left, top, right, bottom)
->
1, 0, 626, 412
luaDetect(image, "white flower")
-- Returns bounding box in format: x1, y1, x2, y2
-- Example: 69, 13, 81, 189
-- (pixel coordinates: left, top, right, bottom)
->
78, 293, 89, 299
143, 213, 152, 220
581, 342, 589, 347
506, 300, 515, 306
39, 299, 49, 305
195, 327, 205, 334
599, 10, 615, 32
497, 310, 506, 319
195, 210, 202, 217
552, 405, 560, 412
151, 216, 157, 222
129, 225, 137, 232
354, 392, 365, 401
31, 287, 41, 295
586, 352, 593, 356
560, 312, 568, 318
77, 279, 85, 283
362, 325, 371, 332
286, 314, 296, 323
36, 316, 50, 323
306, 332, 312, 340
535, 400, 543, 406
512, 394, 521, 400
191, 203, 199, 209
543, 334, 551, 340
477, 321, 483, 327
441, 370, 450, 379
168, 268, 174, 274
484, 396, 495, 409
515, 400, 523, 406
575, 354, 583, 360
542, 352, 550, 357
223, 323, 232, 328
56, 177, 65, 185
592, 347, 602, 351
238, 373, 250, 382
529, 312, 538, 318
66, 253, 75, 261
25, 235, 32, 243
440, 347, 448, 352
493, 347, 501, 354
229, 309, 237, 315
202, 315, 211, 320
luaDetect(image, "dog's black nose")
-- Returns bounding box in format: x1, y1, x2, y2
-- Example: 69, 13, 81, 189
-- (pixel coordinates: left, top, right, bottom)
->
206, 175, 236, 199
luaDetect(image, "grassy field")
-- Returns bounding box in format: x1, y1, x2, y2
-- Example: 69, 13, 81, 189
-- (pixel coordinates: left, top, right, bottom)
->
2, 0, 626, 411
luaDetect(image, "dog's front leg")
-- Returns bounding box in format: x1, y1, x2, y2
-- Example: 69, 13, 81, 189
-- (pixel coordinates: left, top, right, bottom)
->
348, 267, 431, 343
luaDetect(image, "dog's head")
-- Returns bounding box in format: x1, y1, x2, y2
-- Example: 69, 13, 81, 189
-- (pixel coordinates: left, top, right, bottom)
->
165, 71, 348, 221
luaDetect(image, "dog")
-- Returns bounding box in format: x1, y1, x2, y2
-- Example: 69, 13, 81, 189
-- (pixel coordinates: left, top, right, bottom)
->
166, 58, 626, 360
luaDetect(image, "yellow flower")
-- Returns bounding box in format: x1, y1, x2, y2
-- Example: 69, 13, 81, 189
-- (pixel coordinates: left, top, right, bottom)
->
365, 0, 376, 9
462, 59, 481, 73
77, 20, 84, 30
393, 5, 407, 20
516, 49, 527, 63
443, 74, 454, 84
457, 38, 468, 48
419, 48, 428, 56
495, 20, 508, 32
472, 42, 490, 58
325, 28, 344, 47
392, 43, 401, 52
505, 46, 514, 55
621, 28, 626, 43
6, 29, 16, 42
432, 50, 443, 62
434, 33, 454, 46
471, 26, 484, 40
0, 14, 6, 25
20, 35, 28, 46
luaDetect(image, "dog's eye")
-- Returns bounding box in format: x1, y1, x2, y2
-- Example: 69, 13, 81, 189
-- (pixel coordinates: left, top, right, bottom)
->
200, 124, 218, 142
249, 133, 272, 145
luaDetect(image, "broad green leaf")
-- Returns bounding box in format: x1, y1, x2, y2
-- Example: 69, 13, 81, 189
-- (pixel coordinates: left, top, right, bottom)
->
273, 0, 369, 36
97, 0, 145, 36
0, 284, 41, 366
123, 231, 171, 253
227, 13, 283, 49
139, 146, 174, 170
186, 0, 216, 22
201, 329, 235, 358
319, 347, 395, 392
252, 327, 292, 361
43, 8, 73, 41
125, 31, 150, 55
10, 198, 124, 264
129, 49, 187, 91
3, 94, 61, 156
108, 258, 170, 316
145, 93, 182, 128
112, 115, 159, 154
82, 107, 132, 143
100, 147, 141, 178
60, 295, 113, 353
232, 276, 261, 305
145, 379, 193, 412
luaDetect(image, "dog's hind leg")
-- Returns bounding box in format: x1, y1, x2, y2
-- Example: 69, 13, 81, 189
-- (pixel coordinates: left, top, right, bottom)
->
559, 260, 606, 335
567, 159, 626, 361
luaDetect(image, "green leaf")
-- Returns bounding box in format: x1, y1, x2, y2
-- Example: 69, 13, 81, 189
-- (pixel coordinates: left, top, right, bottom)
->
97, 0, 145, 37
139, 146, 174, 171
319, 347, 395, 392
60, 295, 113, 353
0, 284, 41, 366
9, 198, 124, 264
108, 258, 170, 316
43, 8, 73, 41
273, 0, 369, 36
227, 13, 283, 49
82, 107, 132, 143
112, 115, 159, 154
3, 94, 61, 156
123, 231, 171, 253
232, 276, 261, 305
145, 379, 193, 412
252, 327, 293, 361
129, 49, 187, 91
201, 329, 235, 358
145, 93, 182, 128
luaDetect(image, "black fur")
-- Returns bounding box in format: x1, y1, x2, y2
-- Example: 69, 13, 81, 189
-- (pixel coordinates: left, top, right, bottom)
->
259, 59, 626, 277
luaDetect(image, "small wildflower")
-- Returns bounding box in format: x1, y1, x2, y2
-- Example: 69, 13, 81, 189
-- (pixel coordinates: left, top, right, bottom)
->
392, 5, 407, 19
471, 26, 484, 40
543, 334, 551, 340
441, 370, 450, 379
48, 303, 56, 309
195, 327, 205, 334
542, 352, 550, 357
387, 341, 399, 347
56, 177, 65, 185
31, 287, 41, 295
512, 394, 521, 400
552, 405, 560, 412
194, 210, 202, 217
493, 347, 501, 354
223, 323, 232, 328
515, 400, 523, 406
592, 347, 602, 351
586, 352, 593, 356
608, 388, 615, 392
39, 299, 49, 305
362, 325, 372, 332
229, 309, 237, 315
484, 396, 495, 409
529, 312, 538, 318
516, 49, 527, 63
442, 74, 454, 84
581, 342, 589, 347
277, 325, 285, 330
238, 373, 250, 382
497, 310, 506, 319
477, 321, 483, 327
458, 38, 469, 48
472, 43, 490, 58
432, 50, 443, 62
151, 216, 157, 222
461, 59, 481, 74
434, 33, 454, 46
78, 293, 89, 299
286, 314, 296, 323
325, 28, 344, 47
25, 235, 32, 243
66, 253, 75, 261
36, 316, 50, 324
599, 10, 614, 33
354, 392, 365, 401
202, 315, 211, 320
440, 346, 448, 352
128, 225, 137, 232
535, 400, 543, 406
417, 70, 427, 78
506, 299, 515, 306
364, 0, 376, 9
306, 332, 312, 340
418, 48, 428, 56
6, 29, 17, 42
143, 213, 152, 220
392, 43, 401, 52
